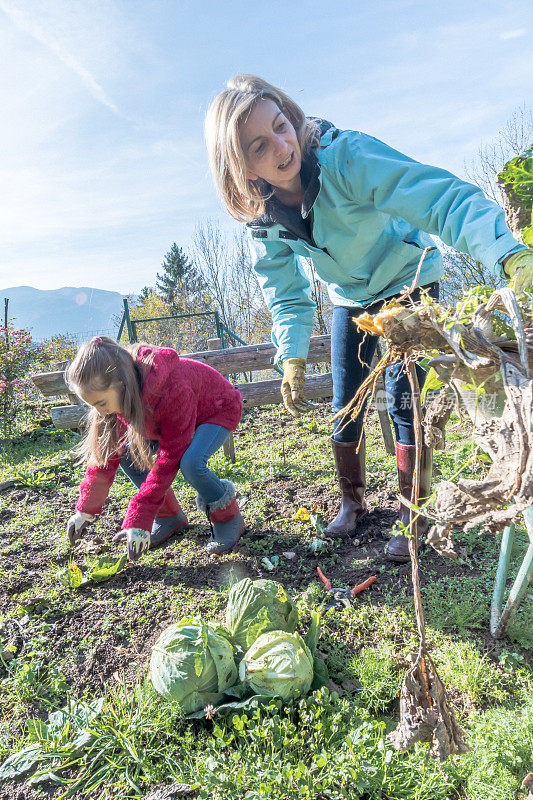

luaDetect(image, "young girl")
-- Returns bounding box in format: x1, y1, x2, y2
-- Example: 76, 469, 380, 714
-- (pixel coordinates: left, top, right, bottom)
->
66, 336, 244, 560
205, 73, 531, 563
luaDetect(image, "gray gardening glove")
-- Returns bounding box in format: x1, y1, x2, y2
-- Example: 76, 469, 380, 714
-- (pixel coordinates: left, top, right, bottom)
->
67, 511, 95, 546
113, 528, 151, 561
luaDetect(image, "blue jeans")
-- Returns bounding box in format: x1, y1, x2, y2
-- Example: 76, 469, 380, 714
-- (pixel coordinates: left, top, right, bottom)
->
331, 283, 439, 445
120, 423, 230, 505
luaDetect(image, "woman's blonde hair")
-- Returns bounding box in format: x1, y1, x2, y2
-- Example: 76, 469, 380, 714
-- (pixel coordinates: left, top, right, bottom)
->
205, 74, 320, 222
66, 336, 155, 471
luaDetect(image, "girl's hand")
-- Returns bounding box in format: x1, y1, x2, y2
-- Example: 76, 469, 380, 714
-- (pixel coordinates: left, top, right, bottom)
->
113, 528, 151, 561
67, 511, 95, 546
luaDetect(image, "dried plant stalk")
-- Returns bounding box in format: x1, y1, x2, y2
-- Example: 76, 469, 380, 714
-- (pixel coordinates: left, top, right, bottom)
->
332, 276, 531, 761
387, 360, 469, 760
388, 649, 469, 760
334, 285, 533, 559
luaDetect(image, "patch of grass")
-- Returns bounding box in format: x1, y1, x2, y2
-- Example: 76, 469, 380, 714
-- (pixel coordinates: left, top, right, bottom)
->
436, 640, 509, 706
347, 642, 402, 712
421, 577, 489, 633
451, 691, 533, 800
0, 681, 198, 797
0, 683, 460, 800
433, 441, 483, 483
507, 603, 533, 651
0, 656, 68, 718
195, 688, 457, 800
0, 426, 77, 483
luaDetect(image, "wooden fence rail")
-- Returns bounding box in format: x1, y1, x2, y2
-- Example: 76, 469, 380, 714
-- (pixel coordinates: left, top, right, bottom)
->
30, 335, 395, 457
31, 335, 333, 398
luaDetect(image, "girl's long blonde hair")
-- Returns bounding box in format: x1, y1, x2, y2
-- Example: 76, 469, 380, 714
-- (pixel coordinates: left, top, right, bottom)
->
66, 336, 155, 470
205, 74, 320, 223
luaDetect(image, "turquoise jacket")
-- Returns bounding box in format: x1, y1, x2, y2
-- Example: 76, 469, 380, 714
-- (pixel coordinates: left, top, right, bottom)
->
247, 124, 524, 363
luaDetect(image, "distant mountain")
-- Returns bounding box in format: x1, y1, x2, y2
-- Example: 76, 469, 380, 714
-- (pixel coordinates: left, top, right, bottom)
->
1, 286, 125, 341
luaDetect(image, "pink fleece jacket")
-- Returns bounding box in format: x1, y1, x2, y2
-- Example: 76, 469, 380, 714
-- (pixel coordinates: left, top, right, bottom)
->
75, 345, 243, 532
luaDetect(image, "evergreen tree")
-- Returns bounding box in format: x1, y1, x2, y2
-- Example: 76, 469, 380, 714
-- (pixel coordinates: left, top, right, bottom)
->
138, 286, 152, 302
156, 244, 206, 311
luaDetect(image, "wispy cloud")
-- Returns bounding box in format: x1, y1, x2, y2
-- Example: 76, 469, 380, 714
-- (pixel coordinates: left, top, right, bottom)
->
499, 28, 527, 40
0, 0, 119, 113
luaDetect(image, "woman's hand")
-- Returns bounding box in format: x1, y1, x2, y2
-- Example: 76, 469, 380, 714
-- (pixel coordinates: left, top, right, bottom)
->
281, 357, 310, 417
113, 528, 151, 561
504, 250, 533, 294
66, 511, 95, 546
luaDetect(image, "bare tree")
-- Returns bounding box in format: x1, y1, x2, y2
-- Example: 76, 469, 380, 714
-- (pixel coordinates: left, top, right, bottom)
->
193, 219, 234, 329
441, 104, 533, 304
439, 247, 503, 305
229, 229, 268, 341
464, 104, 533, 202
193, 220, 271, 344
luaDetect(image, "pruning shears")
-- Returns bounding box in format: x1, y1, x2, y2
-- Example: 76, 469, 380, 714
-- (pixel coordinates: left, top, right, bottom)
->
317, 566, 376, 611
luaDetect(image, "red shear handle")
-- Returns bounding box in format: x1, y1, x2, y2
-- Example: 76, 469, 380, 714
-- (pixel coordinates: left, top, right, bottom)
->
316, 566, 332, 591
351, 576, 376, 597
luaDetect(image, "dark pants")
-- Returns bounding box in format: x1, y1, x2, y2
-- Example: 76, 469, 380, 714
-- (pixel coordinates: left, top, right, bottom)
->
331, 283, 439, 445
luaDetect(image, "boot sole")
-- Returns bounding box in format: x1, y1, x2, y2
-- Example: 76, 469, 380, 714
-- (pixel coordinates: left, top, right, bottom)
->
208, 523, 245, 558
385, 549, 410, 563
385, 539, 426, 563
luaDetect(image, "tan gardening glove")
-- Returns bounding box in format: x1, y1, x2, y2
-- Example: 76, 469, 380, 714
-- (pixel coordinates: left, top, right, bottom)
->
504, 249, 533, 294
280, 357, 309, 417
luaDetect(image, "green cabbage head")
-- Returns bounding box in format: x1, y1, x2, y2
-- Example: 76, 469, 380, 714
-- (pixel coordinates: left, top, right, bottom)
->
239, 630, 314, 700
226, 578, 298, 652
149, 619, 237, 714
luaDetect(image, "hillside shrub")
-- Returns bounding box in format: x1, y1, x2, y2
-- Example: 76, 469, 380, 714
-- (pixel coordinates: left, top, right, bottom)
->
0, 325, 36, 433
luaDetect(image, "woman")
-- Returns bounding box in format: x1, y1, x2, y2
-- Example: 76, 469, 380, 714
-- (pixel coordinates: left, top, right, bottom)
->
204, 74, 530, 562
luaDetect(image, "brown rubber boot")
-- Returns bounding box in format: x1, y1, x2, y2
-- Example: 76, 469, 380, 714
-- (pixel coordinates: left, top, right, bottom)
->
385, 442, 433, 563
326, 437, 367, 538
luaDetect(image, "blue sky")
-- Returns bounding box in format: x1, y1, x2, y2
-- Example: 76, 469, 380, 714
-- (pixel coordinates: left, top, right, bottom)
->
0, 0, 531, 293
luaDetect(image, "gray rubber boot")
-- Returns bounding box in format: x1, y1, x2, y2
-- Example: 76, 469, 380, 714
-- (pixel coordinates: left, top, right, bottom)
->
196, 479, 245, 556
150, 510, 189, 547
